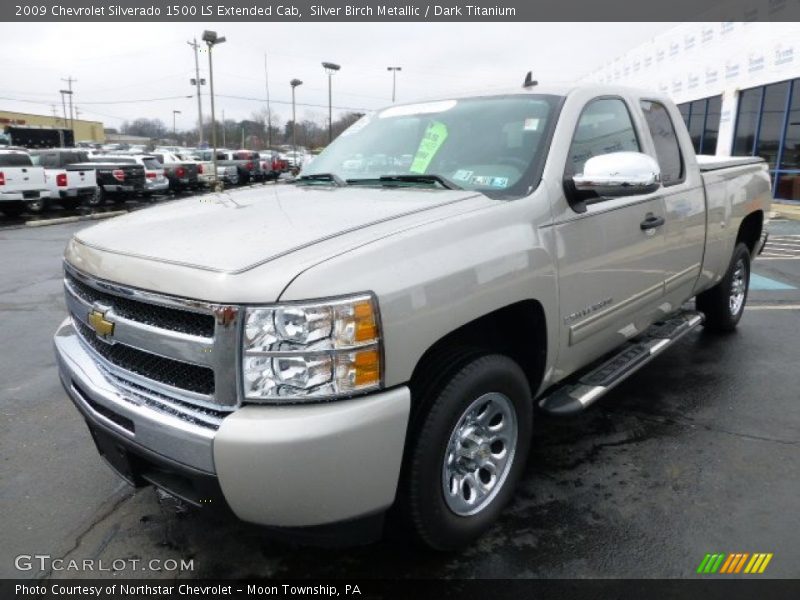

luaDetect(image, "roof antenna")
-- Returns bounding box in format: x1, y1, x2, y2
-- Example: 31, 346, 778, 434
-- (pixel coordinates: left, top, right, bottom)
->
523, 71, 538, 88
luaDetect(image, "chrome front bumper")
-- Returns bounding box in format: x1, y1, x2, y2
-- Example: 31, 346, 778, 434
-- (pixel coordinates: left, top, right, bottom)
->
55, 318, 217, 472
54, 317, 411, 526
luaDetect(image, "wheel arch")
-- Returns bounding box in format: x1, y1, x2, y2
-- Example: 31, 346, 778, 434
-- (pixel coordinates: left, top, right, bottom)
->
737, 210, 764, 256
407, 299, 547, 422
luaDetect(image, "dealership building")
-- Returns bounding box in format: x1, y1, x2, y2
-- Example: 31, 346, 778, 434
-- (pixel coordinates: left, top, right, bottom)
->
0, 110, 105, 143
583, 21, 800, 201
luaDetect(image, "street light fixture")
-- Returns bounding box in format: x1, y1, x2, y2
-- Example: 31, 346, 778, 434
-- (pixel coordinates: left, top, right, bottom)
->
322, 62, 340, 144
203, 29, 226, 191
387, 66, 402, 103
290, 78, 303, 168
172, 110, 181, 141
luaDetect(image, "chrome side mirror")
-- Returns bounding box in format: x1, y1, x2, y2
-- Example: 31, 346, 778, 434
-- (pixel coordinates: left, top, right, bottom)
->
573, 152, 661, 198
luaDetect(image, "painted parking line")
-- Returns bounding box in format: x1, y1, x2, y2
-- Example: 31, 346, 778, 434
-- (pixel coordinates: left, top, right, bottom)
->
746, 304, 800, 310
761, 237, 800, 259
750, 273, 797, 291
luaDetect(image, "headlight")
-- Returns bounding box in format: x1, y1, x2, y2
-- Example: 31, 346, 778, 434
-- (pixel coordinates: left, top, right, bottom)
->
241, 294, 382, 402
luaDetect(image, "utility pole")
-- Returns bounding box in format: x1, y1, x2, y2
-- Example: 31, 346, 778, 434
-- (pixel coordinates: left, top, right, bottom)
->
187, 39, 205, 146
59, 90, 69, 130
222, 109, 226, 147
387, 67, 402, 103
61, 76, 77, 129
51, 104, 60, 125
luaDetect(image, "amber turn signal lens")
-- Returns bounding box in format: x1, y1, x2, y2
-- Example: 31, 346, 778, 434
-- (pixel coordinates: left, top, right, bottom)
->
353, 348, 381, 387
353, 300, 378, 343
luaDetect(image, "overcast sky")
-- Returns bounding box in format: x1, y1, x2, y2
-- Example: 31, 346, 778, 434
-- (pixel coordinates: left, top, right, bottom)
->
0, 22, 675, 131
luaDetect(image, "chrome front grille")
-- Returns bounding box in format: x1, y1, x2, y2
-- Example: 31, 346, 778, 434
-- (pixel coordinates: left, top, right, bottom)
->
63, 263, 241, 425
66, 272, 215, 337
73, 319, 215, 395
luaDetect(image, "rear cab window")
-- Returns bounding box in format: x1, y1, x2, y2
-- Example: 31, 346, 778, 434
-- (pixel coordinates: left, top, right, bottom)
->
142, 158, 162, 170
0, 153, 33, 167
640, 100, 684, 186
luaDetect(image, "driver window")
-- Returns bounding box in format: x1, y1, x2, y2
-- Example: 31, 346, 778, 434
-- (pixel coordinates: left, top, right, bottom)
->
566, 98, 640, 176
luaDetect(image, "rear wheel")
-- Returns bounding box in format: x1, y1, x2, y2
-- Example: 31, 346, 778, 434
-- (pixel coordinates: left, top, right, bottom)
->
87, 187, 104, 207
26, 197, 48, 213
696, 242, 751, 332
398, 353, 532, 550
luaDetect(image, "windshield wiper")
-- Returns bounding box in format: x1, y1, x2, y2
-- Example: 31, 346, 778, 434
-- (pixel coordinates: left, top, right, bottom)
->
295, 173, 347, 187
347, 174, 462, 190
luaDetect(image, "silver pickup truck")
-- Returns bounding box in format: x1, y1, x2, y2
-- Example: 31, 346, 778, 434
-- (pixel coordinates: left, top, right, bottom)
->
54, 84, 770, 550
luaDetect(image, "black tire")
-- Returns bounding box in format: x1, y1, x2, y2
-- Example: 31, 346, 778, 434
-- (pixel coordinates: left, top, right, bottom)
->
87, 187, 104, 207
398, 353, 532, 550
696, 242, 751, 333
26, 197, 49, 213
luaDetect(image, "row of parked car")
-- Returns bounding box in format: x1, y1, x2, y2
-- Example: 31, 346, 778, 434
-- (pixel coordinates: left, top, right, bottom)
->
0, 146, 301, 217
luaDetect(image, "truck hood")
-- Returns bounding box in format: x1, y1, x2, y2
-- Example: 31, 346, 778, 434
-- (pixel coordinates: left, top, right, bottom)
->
72, 184, 484, 274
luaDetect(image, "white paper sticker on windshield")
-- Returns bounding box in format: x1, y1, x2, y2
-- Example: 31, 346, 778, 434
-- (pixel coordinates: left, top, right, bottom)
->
453, 169, 474, 182
490, 177, 509, 188
379, 100, 457, 119
523, 118, 540, 131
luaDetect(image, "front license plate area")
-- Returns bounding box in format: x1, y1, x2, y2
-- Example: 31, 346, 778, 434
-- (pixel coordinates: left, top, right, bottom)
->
87, 424, 139, 486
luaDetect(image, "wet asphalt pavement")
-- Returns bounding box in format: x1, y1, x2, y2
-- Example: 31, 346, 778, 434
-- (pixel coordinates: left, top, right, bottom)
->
0, 212, 798, 580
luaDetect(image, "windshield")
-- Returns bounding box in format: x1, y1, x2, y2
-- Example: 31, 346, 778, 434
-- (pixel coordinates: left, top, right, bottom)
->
302, 94, 560, 197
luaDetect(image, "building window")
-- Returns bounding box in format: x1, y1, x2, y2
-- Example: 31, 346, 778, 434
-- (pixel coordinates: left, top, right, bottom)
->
733, 79, 800, 200
676, 95, 721, 155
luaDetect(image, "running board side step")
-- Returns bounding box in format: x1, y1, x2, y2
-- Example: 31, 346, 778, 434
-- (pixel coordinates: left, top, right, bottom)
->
538, 310, 704, 415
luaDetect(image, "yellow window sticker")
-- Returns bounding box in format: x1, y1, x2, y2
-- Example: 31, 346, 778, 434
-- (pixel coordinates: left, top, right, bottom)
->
410, 121, 449, 173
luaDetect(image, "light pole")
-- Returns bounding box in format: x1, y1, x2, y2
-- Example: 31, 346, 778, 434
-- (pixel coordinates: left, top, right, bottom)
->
322, 62, 340, 144
187, 39, 206, 146
387, 66, 402, 103
172, 110, 181, 142
290, 78, 303, 167
202, 30, 226, 191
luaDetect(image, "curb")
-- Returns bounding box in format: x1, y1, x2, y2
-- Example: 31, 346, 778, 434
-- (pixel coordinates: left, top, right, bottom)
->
25, 210, 128, 228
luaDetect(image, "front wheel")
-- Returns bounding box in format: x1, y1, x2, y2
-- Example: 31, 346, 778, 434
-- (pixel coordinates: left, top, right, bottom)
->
696, 242, 751, 332
399, 353, 532, 550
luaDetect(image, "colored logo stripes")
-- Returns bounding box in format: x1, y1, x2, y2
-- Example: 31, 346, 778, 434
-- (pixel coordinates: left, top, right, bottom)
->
697, 553, 773, 574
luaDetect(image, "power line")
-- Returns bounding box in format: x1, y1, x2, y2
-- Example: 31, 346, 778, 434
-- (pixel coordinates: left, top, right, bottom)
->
78, 94, 194, 105
216, 93, 374, 113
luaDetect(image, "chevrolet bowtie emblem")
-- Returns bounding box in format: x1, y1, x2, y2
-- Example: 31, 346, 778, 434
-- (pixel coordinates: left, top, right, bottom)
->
88, 308, 115, 338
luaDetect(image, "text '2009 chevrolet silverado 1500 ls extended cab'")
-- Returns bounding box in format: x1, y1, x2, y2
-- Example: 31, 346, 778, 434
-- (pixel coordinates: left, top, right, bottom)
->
54, 83, 771, 549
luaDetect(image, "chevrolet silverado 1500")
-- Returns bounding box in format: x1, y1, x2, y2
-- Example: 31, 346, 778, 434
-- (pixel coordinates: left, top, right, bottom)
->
54, 84, 770, 549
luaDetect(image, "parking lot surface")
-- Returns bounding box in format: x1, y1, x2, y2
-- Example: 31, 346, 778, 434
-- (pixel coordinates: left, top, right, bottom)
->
1, 209, 798, 579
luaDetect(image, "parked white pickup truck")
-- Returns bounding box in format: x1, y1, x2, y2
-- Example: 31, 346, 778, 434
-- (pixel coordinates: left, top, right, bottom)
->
0, 148, 50, 215
29, 149, 98, 210
54, 84, 770, 549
